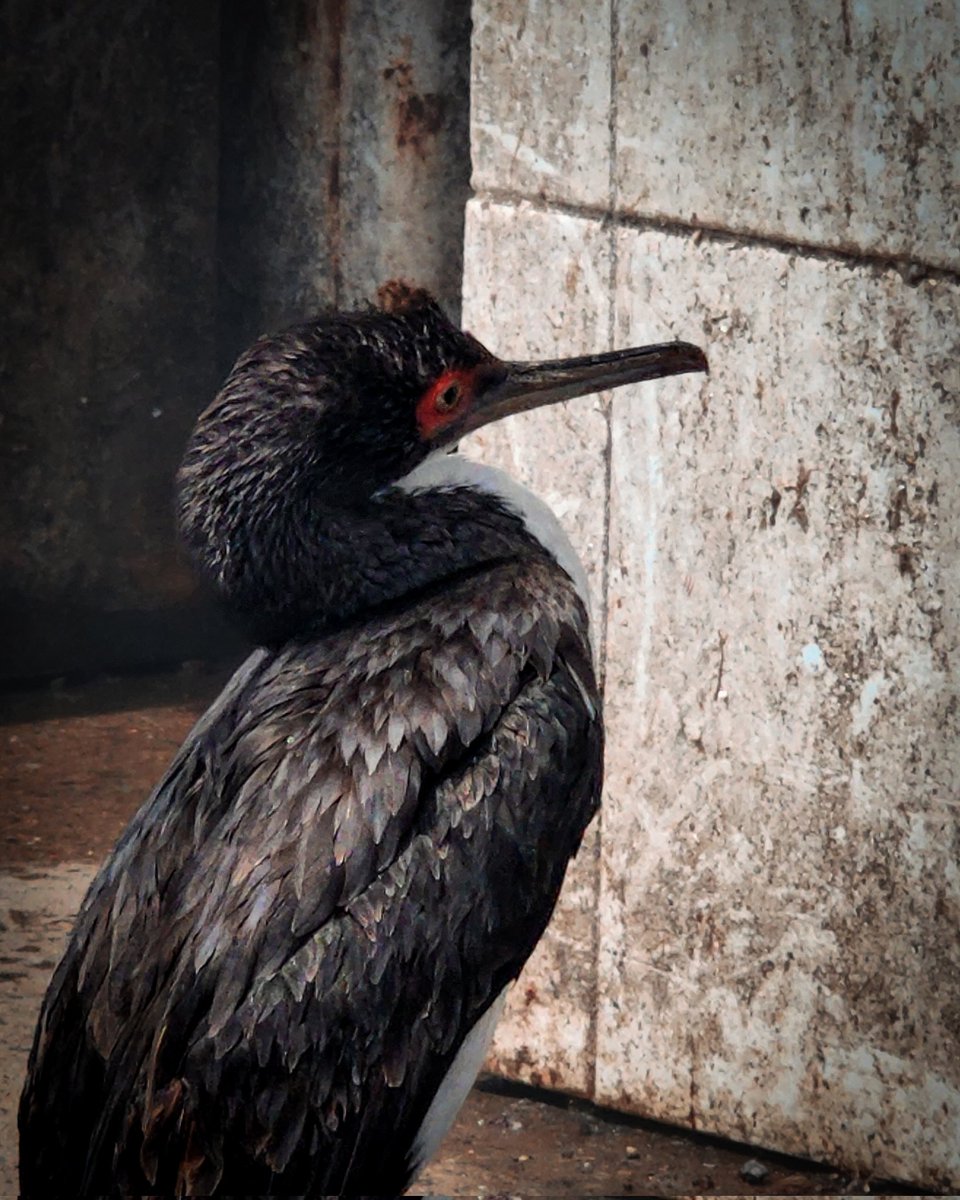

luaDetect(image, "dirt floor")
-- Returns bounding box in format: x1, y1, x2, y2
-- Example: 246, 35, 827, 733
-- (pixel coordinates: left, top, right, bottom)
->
0, 672, 934, 1196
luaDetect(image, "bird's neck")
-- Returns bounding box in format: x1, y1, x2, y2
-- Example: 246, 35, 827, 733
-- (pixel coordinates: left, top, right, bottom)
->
396, 454, 590, 609
179, 453, 565, 647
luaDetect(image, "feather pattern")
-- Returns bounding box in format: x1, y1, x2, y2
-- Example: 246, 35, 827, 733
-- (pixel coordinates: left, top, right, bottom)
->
16, 290, 706, 1196
18, 552, 601, 1197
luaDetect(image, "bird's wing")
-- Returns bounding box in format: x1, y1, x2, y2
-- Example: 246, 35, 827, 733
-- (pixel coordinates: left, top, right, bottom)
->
20, 555, 601, 1196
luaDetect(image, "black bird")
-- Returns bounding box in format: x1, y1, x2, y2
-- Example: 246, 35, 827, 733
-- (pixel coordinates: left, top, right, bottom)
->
19, 283, 706, 1196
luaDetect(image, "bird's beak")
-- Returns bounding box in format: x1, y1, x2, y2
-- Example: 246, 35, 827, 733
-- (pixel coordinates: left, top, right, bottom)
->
459, 341, 708, 438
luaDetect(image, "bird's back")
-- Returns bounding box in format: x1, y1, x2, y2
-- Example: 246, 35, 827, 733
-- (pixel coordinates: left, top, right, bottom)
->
19, 551, 601, 1196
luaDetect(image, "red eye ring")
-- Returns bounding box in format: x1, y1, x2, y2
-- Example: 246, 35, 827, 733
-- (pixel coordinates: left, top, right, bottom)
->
416, 368, 475, 439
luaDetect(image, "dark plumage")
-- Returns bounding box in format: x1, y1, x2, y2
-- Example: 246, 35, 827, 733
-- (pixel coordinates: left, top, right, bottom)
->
19, 285, 705, 1196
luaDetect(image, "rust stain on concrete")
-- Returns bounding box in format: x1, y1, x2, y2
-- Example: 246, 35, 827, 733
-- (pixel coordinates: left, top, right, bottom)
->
383, 57, 447, 157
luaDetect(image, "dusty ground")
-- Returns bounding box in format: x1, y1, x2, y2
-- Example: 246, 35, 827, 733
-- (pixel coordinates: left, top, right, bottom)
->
0, 673, 932, 1195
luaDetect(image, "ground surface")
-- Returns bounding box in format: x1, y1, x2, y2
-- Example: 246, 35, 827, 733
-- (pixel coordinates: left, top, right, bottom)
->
0, 674, 931, 1195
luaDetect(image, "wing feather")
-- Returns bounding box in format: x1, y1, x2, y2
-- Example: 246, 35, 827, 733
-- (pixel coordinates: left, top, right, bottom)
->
19, 557, 601, 1196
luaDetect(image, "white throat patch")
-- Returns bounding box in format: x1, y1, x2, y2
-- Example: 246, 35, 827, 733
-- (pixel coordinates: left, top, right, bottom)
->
395, 452, 591, 616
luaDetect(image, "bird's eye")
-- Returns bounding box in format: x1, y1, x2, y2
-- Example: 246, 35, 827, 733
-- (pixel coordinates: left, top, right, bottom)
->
416, 368, 474, 440
435, 383, 462, 413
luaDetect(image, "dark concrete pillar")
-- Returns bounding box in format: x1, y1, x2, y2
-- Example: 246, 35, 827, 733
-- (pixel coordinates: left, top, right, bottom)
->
217, 0, 471, 373
0, 3, 237, 683
0, 0, 471, 688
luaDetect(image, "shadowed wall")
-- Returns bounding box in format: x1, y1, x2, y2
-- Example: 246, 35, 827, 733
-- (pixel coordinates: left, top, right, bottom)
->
1, 0, 470, 686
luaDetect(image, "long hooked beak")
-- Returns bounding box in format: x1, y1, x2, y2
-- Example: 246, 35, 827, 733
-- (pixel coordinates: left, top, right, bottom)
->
461, 340, 708, 437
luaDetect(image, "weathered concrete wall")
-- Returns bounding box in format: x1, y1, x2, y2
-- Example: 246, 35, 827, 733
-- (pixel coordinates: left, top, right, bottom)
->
0, 3, 233, 682
218, 0, 471, 369
2, 1, 471, 686
463, 0, 960, 1188
218, 2, 342, 370
338, 0, 472, 322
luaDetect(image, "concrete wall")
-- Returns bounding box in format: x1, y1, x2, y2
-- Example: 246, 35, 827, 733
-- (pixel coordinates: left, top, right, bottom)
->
462, 0, 960, 1188
1, 1, 470, 686
218, 0, 471, 370
0, 3, 231, 683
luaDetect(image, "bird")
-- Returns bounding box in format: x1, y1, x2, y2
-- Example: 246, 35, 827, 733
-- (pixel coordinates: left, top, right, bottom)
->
18, 281, 706, 1197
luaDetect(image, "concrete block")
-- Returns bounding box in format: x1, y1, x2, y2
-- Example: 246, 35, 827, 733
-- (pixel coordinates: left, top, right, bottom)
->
471, 1, 611, 208
462, 199, 613, 626
615, 0, 960, 270
461, 197, 613, 1093
339, 0, 471, 320
598, 227, 960, 1187
219, 0, 471, 355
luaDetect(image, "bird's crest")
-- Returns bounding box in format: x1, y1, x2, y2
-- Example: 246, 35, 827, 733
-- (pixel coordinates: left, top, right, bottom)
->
376, 279, 440, 315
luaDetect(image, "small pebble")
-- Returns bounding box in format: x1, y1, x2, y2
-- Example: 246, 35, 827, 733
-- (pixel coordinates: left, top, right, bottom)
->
625, 1144, 640, 1159
740, 1158, 770, 1182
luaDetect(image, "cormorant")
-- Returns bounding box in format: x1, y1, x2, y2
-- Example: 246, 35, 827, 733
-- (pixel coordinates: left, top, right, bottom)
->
19, 283, 706, 1196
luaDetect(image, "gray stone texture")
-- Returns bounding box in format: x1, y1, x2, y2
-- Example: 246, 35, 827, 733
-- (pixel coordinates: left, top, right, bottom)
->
220, 0, 471, 365
467, 0, 960, 1186
471, 0, 959, 270
339, 0, 472, 321
471, 2, 611, 208
462, 199, 612, 1094
600, 228, 959, 1186
615, 0, 960, 269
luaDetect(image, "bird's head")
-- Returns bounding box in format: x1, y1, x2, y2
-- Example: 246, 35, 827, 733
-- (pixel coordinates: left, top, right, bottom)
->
181, 281, 707, 505
177, 282, 706, 641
